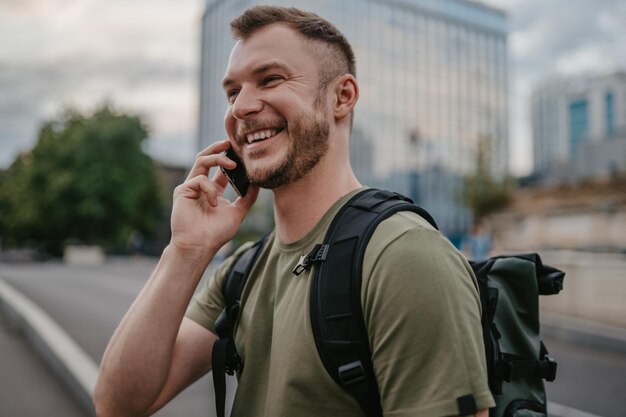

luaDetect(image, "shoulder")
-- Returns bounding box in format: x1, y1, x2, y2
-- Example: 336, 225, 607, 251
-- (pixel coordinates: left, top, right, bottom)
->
359, 211, 492, 413
363, 210, 468, 276
361, 209, 479, 320
215, 240, 258, 285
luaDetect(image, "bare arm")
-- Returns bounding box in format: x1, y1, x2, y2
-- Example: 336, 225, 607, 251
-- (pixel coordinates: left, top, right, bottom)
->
93, 140, 259, 417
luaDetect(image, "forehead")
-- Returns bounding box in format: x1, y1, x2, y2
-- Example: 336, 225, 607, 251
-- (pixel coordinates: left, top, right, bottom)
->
224, 24, 318, 82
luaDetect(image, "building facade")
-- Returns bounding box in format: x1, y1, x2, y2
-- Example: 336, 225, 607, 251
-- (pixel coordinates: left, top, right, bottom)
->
532, 72, 626, 178
199, 0, 509, 238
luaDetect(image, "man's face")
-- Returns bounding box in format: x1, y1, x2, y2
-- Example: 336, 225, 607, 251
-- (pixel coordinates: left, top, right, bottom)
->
222, 24, 331, 189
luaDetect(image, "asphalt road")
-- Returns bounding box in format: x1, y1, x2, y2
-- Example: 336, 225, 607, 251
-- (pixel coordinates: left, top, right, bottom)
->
1, 258, 625, 417
0, 258, 232, 417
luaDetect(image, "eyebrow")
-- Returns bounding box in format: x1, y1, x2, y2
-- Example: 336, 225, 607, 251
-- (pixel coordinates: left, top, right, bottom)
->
222, 61, 291, 90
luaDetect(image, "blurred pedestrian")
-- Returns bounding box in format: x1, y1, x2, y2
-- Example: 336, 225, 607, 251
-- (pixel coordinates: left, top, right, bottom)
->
463, 221, 492, 261
126, 230, 144, 258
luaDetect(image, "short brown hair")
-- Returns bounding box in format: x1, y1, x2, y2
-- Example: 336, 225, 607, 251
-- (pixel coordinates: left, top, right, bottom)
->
230, 5, 356, 91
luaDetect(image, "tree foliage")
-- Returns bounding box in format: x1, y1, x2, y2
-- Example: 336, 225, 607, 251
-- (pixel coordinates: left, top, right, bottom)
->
462, 136, 515, 221
0, 105, 163, 256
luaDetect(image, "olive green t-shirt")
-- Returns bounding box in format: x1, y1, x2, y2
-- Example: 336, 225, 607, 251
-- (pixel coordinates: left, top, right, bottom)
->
186, 188, 495, 417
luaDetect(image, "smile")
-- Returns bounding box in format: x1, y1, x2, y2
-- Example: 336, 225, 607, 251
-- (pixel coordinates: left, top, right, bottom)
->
245, 128, 284, 144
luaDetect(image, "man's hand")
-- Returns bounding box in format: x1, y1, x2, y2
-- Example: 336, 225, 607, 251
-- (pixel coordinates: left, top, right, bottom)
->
94, 141, 256, 417
170, 140, 259, 259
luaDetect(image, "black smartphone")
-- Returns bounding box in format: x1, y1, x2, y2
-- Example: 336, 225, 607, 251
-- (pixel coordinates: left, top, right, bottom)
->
220, 147, 250, 197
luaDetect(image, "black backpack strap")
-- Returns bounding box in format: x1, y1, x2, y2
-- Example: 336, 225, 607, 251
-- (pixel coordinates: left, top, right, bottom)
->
309, 188, 437, 417
212, 235, 269, 417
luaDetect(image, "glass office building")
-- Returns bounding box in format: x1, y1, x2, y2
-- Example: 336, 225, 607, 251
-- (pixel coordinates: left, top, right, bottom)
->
199, 0, 509, 238
532, 72, 626, 176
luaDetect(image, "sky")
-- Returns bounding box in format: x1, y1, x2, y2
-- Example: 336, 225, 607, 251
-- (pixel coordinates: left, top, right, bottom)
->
1, 0, 625, 176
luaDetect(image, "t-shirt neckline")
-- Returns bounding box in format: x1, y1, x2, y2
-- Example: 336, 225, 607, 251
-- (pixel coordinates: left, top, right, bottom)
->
273, 187, 367, 253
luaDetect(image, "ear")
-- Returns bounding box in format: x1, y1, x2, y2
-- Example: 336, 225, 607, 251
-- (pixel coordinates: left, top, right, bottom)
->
332, 74, 359, 121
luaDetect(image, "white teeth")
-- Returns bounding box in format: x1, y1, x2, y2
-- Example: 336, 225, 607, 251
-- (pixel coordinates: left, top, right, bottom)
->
245, 129, 279, 144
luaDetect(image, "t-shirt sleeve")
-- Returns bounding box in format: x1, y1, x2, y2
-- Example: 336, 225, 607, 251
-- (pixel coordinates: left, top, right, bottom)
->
362, 212, 495, 417
185, 242, 254, 332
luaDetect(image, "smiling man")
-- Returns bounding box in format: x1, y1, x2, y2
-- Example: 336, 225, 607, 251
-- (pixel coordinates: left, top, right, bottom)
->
94, 6, 493, 417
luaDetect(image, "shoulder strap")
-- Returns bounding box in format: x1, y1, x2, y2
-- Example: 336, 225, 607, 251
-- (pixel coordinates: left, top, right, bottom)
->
309, 188, 437, 417
212, 235, 269, 417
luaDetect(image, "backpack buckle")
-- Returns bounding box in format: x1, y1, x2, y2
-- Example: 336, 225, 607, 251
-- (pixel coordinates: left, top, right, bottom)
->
338, 361, 366, 387
225, 349, 242, 375
538, 355, 557, 382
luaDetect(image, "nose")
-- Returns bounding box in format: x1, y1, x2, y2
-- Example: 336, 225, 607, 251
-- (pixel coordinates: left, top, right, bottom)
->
231, 86, 264, 120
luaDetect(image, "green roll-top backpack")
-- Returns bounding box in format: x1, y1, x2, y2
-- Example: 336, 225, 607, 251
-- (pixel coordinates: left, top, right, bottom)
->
212, 188, 565, 417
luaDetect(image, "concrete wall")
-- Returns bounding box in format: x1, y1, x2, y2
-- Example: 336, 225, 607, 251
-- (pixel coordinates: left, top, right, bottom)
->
539, 251, 626, 329
491, 207, 626, 252
489, 202, 626, 330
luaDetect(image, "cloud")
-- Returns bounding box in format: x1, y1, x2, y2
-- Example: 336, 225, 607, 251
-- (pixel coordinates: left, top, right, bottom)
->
1, 0, 625, 175
508, 0, 626, 76
0, 0, 203, 168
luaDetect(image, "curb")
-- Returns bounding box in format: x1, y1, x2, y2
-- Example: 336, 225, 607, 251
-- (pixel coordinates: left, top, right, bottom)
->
541, 311, 626, 354
0, 278, 98, 417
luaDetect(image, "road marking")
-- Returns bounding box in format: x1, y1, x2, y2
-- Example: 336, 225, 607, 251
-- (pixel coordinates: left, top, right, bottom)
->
548, 401, 605, 417
0, 277, 98, 415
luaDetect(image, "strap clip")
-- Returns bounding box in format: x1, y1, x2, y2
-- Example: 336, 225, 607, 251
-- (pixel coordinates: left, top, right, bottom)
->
292, 244, 329, 276
338, 360, 366, 387
224, 347, 242, 375
537, 355, 557, 382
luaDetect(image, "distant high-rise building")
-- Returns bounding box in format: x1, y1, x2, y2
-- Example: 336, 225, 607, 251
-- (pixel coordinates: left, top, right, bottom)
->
531, 72, 626, 177
199, 0, 508, 237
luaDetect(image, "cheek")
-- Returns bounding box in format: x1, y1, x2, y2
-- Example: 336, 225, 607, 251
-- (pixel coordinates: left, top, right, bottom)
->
224, 108, 236, 138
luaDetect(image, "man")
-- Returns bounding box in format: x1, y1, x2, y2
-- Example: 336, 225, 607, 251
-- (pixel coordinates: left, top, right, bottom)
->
94, 6, 494, 417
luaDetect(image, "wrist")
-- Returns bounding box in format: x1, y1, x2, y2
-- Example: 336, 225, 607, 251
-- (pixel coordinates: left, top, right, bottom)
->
163, 241, 217, 266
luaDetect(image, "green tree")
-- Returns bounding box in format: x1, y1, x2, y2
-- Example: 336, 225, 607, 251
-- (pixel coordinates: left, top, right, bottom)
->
0, 105, 163, 256
462, 136, 515, 221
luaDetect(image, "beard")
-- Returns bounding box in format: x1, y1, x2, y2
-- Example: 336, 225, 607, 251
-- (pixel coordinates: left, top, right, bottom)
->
239, 109, 330, 189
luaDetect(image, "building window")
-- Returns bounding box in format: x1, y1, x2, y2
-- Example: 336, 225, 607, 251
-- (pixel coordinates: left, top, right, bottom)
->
605, 91, 615, 136
568, 99, 588, 157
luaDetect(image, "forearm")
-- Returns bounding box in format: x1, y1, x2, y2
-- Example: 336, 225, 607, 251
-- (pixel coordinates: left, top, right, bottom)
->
94, 245, 214, 417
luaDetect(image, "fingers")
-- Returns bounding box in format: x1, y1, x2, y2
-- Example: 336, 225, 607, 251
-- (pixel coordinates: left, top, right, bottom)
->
177, 175, 222, 207
186, 140, 238, 180
176, 174, 258, 219
210, 166, 230, 190
178, 139, 255, 216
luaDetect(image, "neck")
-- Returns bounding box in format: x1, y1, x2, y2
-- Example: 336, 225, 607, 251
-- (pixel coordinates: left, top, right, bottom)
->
271, 158, 361, 244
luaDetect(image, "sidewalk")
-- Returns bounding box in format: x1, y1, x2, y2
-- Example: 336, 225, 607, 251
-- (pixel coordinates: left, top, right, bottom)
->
0, 314, 87, 417
0, 278, 96, 417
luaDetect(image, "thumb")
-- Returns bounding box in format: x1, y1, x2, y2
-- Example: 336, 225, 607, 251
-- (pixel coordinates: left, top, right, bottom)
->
233, 184, 260, 217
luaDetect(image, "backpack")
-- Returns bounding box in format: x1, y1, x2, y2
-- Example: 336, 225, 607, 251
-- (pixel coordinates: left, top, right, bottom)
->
211, 188, 564, 417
